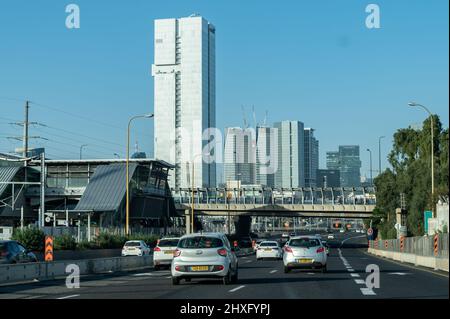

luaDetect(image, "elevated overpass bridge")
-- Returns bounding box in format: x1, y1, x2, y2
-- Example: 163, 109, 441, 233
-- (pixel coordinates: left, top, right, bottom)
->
172, 187, 376, 222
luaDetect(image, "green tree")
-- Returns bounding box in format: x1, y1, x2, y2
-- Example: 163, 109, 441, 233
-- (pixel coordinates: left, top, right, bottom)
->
374, 115, 448, 237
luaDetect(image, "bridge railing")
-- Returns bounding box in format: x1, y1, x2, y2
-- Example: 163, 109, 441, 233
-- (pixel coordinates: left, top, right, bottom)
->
171, 187, 376, 206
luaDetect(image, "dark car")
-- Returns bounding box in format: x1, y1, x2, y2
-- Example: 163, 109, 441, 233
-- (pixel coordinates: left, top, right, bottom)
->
0, 240, 38, 264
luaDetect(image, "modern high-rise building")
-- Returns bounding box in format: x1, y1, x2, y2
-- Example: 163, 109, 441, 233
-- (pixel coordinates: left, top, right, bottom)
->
152, 15, 216, 189
274, 121, 305, 188
316, 169, 341, 188
326, 146, 361, 187
326, 151, 340, 171
256, 126, 276, 187
304, 128, 319, 187
223, 127, 256, 185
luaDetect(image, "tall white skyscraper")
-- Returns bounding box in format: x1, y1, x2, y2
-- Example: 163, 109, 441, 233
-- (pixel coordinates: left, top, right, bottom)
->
274, 121, 305, 188
223, 127, 256, 185
256, 126, 276, 187
304, 128, 319, 187
152, 15, 216, 189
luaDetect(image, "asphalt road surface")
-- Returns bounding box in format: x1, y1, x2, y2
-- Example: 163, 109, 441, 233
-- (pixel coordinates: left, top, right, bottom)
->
0, 233, 448, 299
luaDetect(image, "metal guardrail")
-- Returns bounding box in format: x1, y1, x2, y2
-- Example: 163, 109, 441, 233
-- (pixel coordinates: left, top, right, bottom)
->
369, 234, 449, 258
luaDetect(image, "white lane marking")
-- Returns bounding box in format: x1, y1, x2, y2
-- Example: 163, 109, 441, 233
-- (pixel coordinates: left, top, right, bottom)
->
24, 295, 44, 299
387, 272, 411, 276
307, 272, 315, 275
133, 273, 154, 276
229, 285, 245, 293
345, 265, 352, 269
57, 295, 80, 300
347, 269, 355, 272
360, 288, 376, 296
270, 270, 277, 274
354, 279, 366, 285
244, 260, 252, 264
350, 273, 360, 278
166, 276, 172, 279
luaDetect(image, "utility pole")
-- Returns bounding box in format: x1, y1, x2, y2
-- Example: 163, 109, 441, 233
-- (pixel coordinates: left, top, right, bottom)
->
23, 101, 30, 159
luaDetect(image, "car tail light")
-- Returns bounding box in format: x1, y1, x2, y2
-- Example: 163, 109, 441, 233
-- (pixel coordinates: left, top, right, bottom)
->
215, 265, 224, 271
317, 247, 325, 253
217, 248, 227, 257
175, 265, 181, 271
173, 249, 181, 257
0, 251, 7, 257
284, 246, 293, 253
154, 247, 161, 252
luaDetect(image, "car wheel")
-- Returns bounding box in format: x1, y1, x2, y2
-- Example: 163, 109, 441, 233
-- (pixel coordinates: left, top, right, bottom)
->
231, 267, 238, 283
185, 278, 191, 282
223, 270, 232, 285
321, 265, 327, 273
172, 277, 180, 285
284, 266, 290, 273
154, 265, 160, 271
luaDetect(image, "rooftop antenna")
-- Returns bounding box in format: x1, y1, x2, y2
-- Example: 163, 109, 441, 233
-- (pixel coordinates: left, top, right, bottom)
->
241, 105, 248, 129
252, 105, 257, 129
263, 110, 268, 126
135, 140, 139, 154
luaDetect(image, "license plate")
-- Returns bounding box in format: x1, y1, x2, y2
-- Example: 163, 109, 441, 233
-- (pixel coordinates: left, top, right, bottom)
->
297, 258, 313, 264
128, 248, 135, 250
164, 251, 173, 255
191, 266, 209, 272
264, 249, 272, 251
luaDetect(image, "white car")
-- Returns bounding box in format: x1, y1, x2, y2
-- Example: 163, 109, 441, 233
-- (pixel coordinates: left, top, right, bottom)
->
171, 233, 238, 285
121, 240, 151, 257
256, 241, 283, 260
283, 236, 327, 273
327, 234, 335, 240
340, 229, 345, 233
153, 237, 180, 270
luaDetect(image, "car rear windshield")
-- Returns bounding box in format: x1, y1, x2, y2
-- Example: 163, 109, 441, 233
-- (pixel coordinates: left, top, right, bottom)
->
125, 242, 141, 247
158, 239, 179, 247
259, 242, 278, 247
289, 238, 321, 248
179, 237, 223, 249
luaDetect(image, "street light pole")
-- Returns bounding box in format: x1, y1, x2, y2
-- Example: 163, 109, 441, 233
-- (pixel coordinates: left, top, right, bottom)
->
126, 114, 154, 236
408, 102, 435, 216
80, 144, 88, 160
366, 149, 373, 186
190, 153, 203, 234
378, 136, 385, 176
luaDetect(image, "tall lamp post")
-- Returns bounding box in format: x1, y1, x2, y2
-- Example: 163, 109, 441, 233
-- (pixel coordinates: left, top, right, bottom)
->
366, 148, 373, 186
80, 144, 88, 160
126, 114, 154, 236
378, 136, 385, 176
408, 102, 435, 216
190, 153, 203, 234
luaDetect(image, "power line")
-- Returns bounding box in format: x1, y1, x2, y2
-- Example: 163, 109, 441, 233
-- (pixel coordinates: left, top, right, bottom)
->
29, 101, 153, 140
33, 126, 123, 156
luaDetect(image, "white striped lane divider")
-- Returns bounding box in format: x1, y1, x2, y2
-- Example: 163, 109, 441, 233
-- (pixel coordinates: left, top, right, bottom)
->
57, 295, 80, 300
229, 285, 245, 293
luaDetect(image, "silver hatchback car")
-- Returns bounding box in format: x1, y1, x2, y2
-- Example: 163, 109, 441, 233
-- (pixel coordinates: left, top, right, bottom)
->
171, 233, 238, 285
283, 236, 327, 273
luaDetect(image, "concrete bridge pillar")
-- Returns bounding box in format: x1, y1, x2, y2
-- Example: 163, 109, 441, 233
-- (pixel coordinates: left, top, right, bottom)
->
234, 216, 252, 237
185, 210, 191, 234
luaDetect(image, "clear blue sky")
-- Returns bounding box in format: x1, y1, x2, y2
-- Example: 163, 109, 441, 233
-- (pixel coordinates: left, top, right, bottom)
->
0, 0, 448, 179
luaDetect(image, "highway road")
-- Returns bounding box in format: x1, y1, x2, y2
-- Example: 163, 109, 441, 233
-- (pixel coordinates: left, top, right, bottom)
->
0, 233, 448, 299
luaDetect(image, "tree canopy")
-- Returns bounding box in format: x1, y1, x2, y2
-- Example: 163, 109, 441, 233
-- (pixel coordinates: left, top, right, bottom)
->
372, 115, 448, 239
